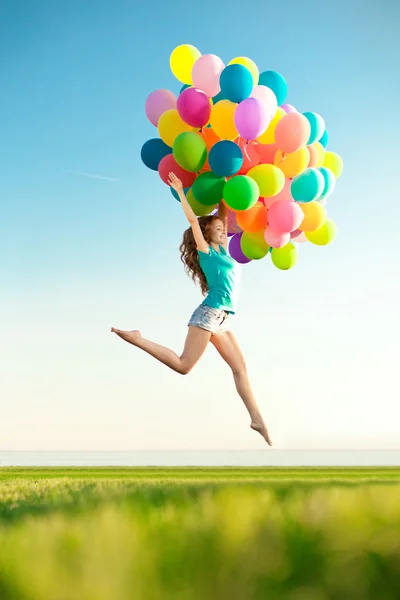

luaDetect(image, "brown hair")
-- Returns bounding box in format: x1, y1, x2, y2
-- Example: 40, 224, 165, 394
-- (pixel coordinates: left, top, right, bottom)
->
179, 215, 220, 296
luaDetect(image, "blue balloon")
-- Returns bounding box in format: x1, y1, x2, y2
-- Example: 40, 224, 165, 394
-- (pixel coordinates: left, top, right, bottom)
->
319, 129, 329, 148
212, 89, 229, 104
141, 138, 171, 171
170, 186, 190, 202
219, 64, 253, 103
208, 141, 243, 177
318, 167, 336, 199
180, 84, 191, 94
258, 71, 287, 105
303, 112, 325, 145
291, 168, 325, 203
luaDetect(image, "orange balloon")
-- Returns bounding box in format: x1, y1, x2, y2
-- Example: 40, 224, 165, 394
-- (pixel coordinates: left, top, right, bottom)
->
307, 145, 319, 167
197, 127, 220, 172
255, 142, 278, 164
236, 203, 268, 232
235, 138, 260, 174
298, 201, 327, 232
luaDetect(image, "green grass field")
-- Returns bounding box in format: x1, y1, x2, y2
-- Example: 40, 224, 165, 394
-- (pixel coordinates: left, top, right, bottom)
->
1, 467, 400, 599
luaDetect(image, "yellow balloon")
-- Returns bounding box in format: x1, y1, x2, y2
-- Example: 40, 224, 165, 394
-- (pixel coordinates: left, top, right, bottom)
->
240, 230, 270, 259
228, 57, 259, 85
187, 189, 217, 216
323, 151, 343, 178
298, 201, 327, 232
305, 218, 337, 245
274, 146, 309, 178
247, 164, 285, 197
170, 44, 201, 84
257, 107, 285, 144
313, 142, 326, 167
210, 100, 238, 140
158, 109, 192, 147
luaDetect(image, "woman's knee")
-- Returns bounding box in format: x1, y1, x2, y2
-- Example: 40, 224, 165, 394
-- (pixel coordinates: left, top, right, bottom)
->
232, 362, 247, 378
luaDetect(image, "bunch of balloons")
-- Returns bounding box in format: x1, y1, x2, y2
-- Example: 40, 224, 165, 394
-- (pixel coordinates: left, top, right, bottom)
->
141, 44, 343, 270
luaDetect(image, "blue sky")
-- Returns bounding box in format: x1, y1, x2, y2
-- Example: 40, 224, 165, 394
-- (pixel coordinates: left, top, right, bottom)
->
1, 0, 399, 451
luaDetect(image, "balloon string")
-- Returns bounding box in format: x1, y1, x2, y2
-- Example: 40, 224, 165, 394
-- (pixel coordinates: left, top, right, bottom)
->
277, 152, 287, 164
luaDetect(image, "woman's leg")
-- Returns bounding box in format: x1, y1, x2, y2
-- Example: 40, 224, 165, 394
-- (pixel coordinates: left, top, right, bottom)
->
210, 330, 272, 445
111, 325, 211, 375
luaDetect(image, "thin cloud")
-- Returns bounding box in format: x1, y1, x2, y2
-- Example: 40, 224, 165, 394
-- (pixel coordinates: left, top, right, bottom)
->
67, 169, 120, 182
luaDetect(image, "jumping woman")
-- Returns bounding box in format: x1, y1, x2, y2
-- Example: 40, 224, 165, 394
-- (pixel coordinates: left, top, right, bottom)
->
111, 172, 272, 446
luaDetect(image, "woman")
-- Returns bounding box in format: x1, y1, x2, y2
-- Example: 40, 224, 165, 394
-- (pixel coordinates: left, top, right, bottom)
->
111, 172, 272, 445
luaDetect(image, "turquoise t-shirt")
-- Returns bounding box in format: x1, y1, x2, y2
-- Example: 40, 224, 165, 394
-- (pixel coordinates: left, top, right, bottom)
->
197, 244, 241, 314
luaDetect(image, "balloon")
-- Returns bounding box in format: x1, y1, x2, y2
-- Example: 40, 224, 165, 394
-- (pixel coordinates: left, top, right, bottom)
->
141, 138, 171, 171
170, 44, 201, 84
172, 132, 207, 172
256, 142, 278, 164
236, 203, 268, 232
307, 145, 319, 168
229, 233, 252, 263
281, 104, 297, 114
258, 71, 288, 105
323, 151, 343, 178
234, 98, 270, 140
318, 167, 336, 199
313, 142, 326, 167
229, 57, 259, 85
263, 178, 292, 209
247, 164, 285, 197
319, 129, 329, 148
170, 186, 190, 201
250, 86, 277, 118
186, 188, 217, 216
177, 88, 211, 128
303, 112, 325, 145
274, 146, 310, 178
275, 113, 311, 153
290, 229, 308, 243
208, 140, 243, 177
227, 209, 242, 234
145, 89, 177, 126
210, 100, 238, 140
158, 154, 197, 188
179, 84, 191, 94
192, 54, 225, 97
305, 218, 337, 245
271, 242, 298, 270
264, 228, 290, 248
192, 172, 225, 205
223, 175, 259, 211
298, 201, 327, 232
241, 230, 270, 259
236, 139, 260, 174
219, 64, 253, 103
291, 168, 325, 202
158, 109, 192, 147
197, 127, 220, 172
257, 108, 285, 144
268, 200, 304, 233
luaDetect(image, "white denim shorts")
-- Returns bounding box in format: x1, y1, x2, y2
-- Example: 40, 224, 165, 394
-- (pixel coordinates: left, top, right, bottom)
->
187, 304, 230, 335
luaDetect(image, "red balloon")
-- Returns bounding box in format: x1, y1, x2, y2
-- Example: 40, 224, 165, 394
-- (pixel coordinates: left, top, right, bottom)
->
255, 142, 278, 164
234, 138, 260, 174
158, 154, 197, 187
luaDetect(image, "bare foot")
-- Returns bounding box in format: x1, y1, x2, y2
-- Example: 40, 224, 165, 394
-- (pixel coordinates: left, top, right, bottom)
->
111, 328, 142, 346
250, 420, 272, 446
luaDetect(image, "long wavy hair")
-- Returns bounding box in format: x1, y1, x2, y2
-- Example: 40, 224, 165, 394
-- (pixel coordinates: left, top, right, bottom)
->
179, 215, 220, 296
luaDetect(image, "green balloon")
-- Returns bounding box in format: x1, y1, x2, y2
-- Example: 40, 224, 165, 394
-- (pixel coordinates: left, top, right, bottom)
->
192, 172, 225, 205
240, 230, 270, 259
305, 218, 337, 245
173, 132, 207, 173
186, 189, 217, 216
271, 242, 298, 270
223, 175, 259, 211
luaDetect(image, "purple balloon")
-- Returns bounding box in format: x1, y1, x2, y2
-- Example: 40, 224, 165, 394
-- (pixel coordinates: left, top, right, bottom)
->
281, 103, 298, 114
145, 89, 177, 126
234, 98, 270, 141
177, 87, 211, 128
229, 233, 252, 264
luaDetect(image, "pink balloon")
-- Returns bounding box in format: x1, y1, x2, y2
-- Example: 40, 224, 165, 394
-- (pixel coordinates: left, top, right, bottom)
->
177, 87, 211, 128
250, 85, 277, 118
275, 113, 311, 153
307, 145, 319, 167
192, 54, 225, 97
267, 201, 303, 233
263, 179, 292, 209
291, 230, 308, 243
281, 104, 298, 114
235, 98, 270, 141
264, 227, 290, 248
145, 89, 177, 126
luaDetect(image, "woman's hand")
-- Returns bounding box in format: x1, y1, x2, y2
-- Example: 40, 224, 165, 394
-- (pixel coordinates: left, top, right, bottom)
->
168, 172, 183, 192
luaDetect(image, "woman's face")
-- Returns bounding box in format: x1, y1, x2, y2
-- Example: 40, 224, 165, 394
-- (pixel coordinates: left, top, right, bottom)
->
209, 218, 226, 245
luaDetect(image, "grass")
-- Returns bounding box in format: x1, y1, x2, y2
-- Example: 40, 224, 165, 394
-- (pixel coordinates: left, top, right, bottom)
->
0, 467, 399, 599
